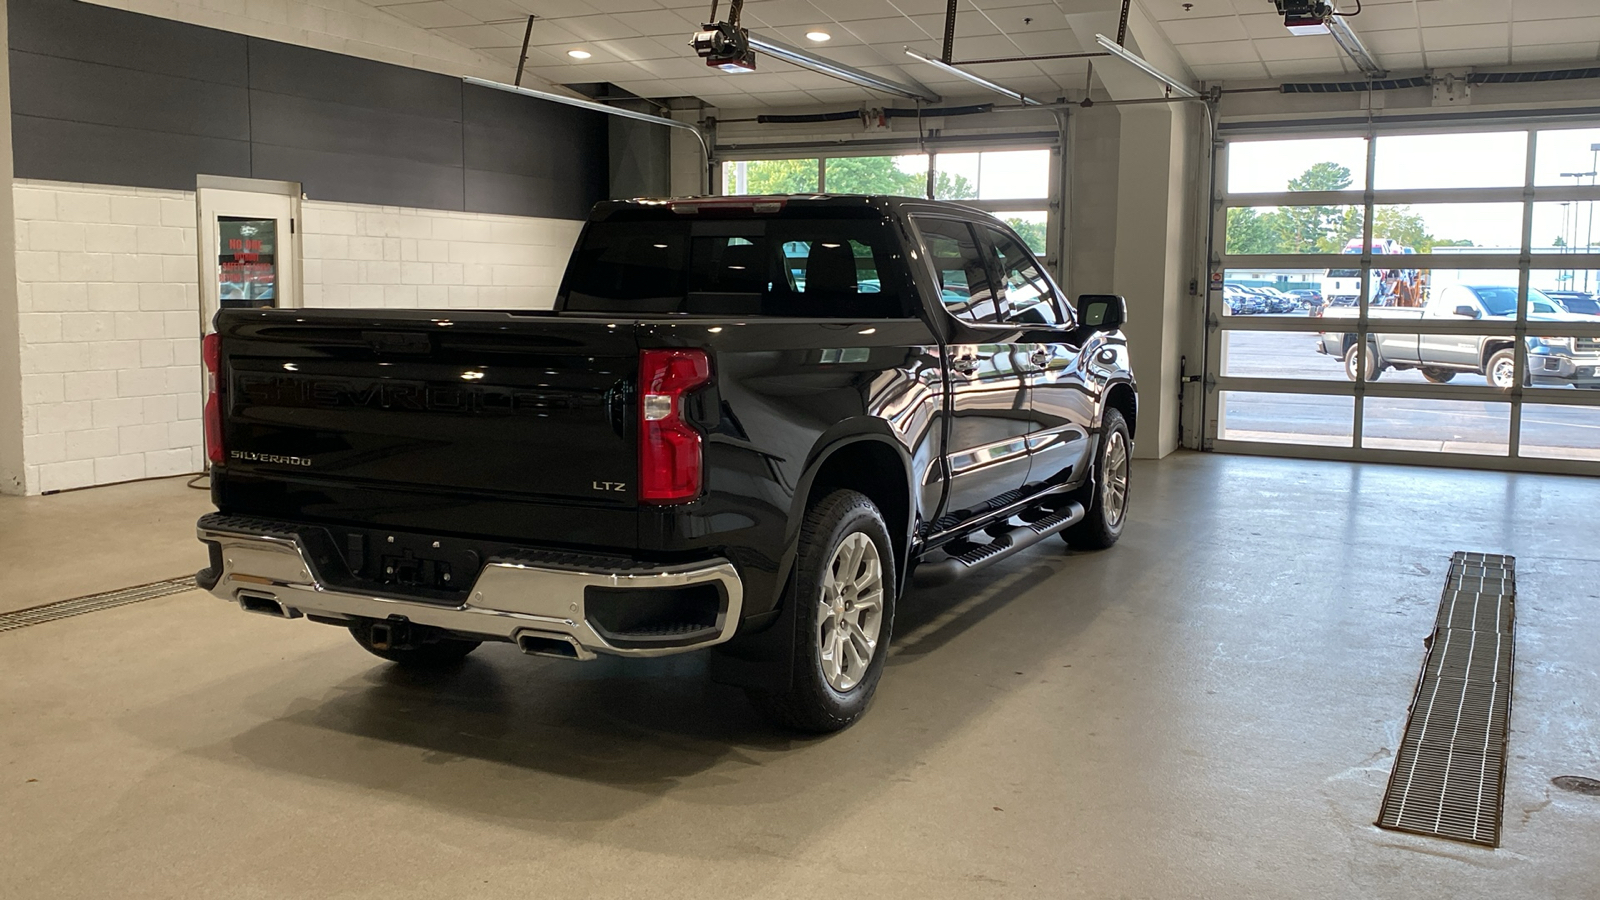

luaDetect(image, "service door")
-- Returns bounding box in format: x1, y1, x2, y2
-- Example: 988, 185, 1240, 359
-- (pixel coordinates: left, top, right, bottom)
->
196, 179, 302, 332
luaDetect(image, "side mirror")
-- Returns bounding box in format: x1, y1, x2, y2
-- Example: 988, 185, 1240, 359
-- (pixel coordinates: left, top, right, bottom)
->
1077, 294, 1126, 331
1454, 305, 1481, 319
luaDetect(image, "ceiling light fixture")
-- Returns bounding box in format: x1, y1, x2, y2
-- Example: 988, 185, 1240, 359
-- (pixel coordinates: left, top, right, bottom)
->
747, 33, 938, 102
567, 49, 592, 59
1092, 34, 1200, 98
805, 31, 831, 42
905, 47, 1042, 106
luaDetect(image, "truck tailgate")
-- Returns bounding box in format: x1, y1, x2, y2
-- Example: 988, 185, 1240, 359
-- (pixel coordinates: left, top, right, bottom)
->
217, 310, 639, 515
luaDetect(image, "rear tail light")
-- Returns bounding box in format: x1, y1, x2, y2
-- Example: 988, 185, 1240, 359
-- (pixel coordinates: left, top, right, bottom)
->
638, 349, 711, 504
203, 332, 223, 465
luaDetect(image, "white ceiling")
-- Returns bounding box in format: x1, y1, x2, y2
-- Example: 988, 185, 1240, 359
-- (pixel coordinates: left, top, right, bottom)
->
356, 0, 1600, 108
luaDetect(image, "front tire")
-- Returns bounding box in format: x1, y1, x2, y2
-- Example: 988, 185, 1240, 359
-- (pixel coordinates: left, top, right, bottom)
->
349, 621, 480, 668
745, 489, 896, 733
1063, 408, 1131, 550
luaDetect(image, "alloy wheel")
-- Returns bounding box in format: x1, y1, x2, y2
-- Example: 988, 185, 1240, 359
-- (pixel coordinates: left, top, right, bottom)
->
1102, 430, 1130, 528
817, 532, 884, 692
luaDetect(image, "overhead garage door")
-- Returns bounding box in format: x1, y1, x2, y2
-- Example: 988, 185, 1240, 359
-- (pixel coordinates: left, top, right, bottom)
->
1204, 120, 1600, 475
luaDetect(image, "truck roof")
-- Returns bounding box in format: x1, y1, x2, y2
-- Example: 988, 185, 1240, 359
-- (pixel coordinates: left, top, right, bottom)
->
590, 194, 995, 222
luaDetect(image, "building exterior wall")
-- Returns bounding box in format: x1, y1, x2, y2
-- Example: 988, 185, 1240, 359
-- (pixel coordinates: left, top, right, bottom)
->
13, 179, 581, 495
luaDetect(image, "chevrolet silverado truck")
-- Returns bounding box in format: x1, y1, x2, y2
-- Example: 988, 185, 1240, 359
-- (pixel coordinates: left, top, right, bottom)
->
1316, 284, 1600, 388
195, 195, 1137, 732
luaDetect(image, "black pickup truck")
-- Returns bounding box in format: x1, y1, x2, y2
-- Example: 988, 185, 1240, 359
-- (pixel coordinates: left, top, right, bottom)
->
196, 195, 1137, 731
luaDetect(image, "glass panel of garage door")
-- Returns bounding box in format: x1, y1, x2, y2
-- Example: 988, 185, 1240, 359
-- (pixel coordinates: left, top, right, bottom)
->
823, 154, 928, 195
934, 150, 1048, 200
1361, 399, 1510, 456
1531, 204, 1600, 291
1534, 127, 1600, 187
1226, 137, 1369, 193
722, 159, 819, 195
1373, 131, 1528, 190
1218, 391, 1354, 447
1520, 403, 1600, 460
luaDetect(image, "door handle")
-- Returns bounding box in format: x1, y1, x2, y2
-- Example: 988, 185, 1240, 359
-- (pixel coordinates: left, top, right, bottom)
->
951, 354, 981, 377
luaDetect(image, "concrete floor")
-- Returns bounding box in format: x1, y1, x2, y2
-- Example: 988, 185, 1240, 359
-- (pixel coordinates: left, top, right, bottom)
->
2, 452, 1598, 898
0, 475, 214, 613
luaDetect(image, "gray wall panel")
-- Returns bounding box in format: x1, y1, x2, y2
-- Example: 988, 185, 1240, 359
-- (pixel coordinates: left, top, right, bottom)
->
465, 168, 597, 220
249, 91, 462, 168
9, 0, 247, 86
247, 38, 461, 120
254, 144, 466, 212
10, 51, 250, 141
10, 0, 616, 220
12, 116, 251, 191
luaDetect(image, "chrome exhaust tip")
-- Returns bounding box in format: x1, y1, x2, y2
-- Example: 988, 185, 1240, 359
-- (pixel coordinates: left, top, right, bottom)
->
237, 592, 300, 619
515, 630, 594, 661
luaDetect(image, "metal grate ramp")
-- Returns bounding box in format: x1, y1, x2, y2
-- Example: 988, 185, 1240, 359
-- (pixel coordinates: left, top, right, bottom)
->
0, 576, 198, 633
1377, 552, 1515, 848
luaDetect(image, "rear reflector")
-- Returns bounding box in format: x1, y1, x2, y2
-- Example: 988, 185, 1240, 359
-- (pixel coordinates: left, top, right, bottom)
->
638, 349, 711, 504
203, 332, 223, 465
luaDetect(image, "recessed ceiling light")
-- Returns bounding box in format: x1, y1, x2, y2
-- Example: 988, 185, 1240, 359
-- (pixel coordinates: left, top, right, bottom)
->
805, 31, 831, 42
567, 49, 592, 59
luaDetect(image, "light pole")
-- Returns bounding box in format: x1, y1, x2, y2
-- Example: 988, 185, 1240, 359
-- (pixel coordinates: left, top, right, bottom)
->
1588, 143, 1600, 292
1567, 171, 1600, 291
1560, 200, 1573, 287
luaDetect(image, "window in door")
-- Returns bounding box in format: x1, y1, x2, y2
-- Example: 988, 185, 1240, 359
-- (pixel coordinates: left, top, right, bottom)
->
983, 226, 1065, 327
914, 218, 998, 324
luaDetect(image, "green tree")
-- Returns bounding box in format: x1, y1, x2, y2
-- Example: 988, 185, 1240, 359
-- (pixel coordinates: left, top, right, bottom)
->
733, 159, 820, 194
1225, 207, 1284, 255
1005, 217, 1048, 254
1553, 235, 1568, 248
730, 156, 977, 199
1276, 162, 1354, 253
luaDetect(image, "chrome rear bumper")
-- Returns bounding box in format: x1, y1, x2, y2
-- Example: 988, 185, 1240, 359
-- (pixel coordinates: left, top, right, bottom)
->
196, 518, 743, 659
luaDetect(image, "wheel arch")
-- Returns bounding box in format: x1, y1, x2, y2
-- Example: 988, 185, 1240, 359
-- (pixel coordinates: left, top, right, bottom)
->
793, 430, 916, 586
1102, 380, 1138, 439
1481, 338, 1515, 371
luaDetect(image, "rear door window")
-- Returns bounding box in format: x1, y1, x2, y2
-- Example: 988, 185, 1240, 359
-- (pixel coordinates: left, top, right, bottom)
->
912, 217, 998, 325
563, 217, 908, 317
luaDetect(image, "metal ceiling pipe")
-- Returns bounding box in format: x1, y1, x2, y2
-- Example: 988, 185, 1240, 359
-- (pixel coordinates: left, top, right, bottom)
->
904, 48, 1044, 106
1326, 12, 1387, 79
747, 33, 940, 103
1093, 34, 1200, 99
462, 76, 711, 166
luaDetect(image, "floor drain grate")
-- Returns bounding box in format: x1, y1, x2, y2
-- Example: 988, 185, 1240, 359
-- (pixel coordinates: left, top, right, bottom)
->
1377, 551, 1515, 848
0, 576, 199, 633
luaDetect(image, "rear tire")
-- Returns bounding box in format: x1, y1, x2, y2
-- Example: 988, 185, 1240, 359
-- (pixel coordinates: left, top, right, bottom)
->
1486, 348, 1522, 389
1344, 342, 1383, 382
349, 621, 480, 668
1063, 408, 1130, 550
1420, 367, 1456, 384
745, 489, 896, 733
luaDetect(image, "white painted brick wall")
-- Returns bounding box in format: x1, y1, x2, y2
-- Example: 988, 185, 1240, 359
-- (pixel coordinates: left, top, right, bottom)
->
15, 180, 585, 494
82, 0, 535, 87
15, 181, 206, 495
301, 201, 582, 310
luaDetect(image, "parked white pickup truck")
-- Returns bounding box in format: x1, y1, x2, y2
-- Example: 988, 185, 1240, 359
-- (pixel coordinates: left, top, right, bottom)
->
1315, 284, 1600, 388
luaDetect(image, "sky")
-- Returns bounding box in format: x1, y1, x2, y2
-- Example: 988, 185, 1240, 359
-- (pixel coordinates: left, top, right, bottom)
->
1227, 128, 1600, 253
